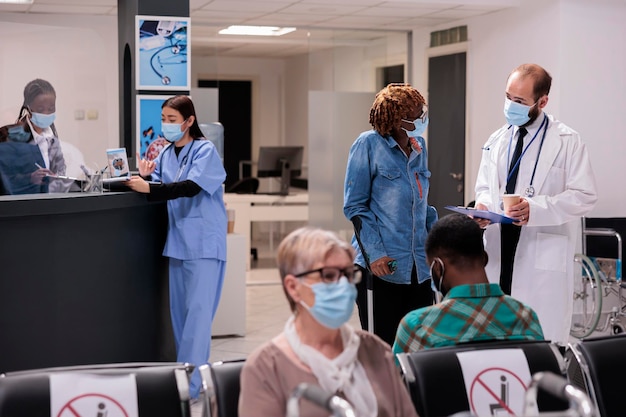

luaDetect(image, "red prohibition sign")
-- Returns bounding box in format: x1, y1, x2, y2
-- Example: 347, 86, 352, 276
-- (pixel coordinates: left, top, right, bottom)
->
469, 366, 528, 415
56, 393, 130, 417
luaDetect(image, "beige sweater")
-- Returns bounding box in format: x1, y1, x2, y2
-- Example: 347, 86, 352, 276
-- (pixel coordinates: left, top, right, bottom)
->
238, 329, 419, 417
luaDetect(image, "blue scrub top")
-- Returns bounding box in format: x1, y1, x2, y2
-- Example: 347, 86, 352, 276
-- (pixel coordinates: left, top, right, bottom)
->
153, 139, 227, 261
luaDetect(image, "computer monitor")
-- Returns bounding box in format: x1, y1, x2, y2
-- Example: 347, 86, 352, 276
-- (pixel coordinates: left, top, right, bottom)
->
256, 146, 304, 195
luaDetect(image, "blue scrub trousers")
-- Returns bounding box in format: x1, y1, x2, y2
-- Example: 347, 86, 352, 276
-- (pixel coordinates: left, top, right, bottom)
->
169, 257, 225, 398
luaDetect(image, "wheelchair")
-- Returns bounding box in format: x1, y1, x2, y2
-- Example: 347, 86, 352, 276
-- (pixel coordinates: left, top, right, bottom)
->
570, 222, 623, 339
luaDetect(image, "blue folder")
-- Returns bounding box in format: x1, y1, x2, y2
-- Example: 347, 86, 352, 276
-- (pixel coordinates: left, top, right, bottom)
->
445, 205, 516, 224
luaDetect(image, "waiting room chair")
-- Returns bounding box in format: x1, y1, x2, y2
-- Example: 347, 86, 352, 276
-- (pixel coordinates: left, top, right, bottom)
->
0, 362, 193, 417
200, 359, 245, 417
566, 333, 626, 417
396, 340, 568, 417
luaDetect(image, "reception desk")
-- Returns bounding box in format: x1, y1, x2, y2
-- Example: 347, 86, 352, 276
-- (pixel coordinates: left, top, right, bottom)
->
0, 192, 174, 372
223, 192, 309, 270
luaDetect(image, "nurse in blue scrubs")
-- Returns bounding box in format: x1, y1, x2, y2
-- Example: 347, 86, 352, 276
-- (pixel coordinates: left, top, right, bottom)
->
127, 95, 227, 400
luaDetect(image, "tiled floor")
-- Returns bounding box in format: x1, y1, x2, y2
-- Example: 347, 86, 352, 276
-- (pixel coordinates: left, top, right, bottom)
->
209, 268, 288, 363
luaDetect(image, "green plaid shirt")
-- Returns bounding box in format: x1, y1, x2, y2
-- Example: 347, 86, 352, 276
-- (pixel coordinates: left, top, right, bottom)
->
392, 283, 544, 356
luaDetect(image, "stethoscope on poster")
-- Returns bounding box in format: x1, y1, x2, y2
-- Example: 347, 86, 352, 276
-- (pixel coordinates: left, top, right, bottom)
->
140, 22, 188, 85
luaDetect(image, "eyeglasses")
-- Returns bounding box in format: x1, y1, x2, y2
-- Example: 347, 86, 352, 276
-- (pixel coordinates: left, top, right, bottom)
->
294, 266, 362, 284
402, 105, 428, 124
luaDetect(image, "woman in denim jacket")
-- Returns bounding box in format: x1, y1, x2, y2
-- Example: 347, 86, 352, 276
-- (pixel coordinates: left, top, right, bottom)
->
344, 83, 437, 346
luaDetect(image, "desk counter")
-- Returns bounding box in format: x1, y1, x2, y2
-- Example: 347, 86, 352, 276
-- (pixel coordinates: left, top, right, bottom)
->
0, 192, 174, 372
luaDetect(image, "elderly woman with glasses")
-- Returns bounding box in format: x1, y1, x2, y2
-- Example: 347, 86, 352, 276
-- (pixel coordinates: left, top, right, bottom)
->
238, 226, 418, 417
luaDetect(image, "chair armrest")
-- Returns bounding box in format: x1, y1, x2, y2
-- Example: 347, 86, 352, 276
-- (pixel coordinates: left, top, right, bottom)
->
396, 353, 416, 385
199, 364, 214, 417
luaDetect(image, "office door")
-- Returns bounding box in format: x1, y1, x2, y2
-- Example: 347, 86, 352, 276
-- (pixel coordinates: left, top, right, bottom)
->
427, 52, 466, 214
198, 80, 252, 188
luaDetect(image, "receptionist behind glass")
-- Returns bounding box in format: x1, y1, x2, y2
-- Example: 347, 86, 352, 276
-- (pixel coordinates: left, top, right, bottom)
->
0, 78, 71, 195
0, 119, 50, 195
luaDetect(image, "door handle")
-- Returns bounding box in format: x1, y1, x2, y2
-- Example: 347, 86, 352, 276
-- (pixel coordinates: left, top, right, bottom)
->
449, 172, 463, 181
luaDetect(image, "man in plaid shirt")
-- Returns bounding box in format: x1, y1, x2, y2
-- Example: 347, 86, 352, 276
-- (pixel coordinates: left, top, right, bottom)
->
392, 214, 544, 355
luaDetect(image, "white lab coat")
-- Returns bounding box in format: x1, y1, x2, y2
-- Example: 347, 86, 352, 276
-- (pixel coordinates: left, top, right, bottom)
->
475, 113, 597, 344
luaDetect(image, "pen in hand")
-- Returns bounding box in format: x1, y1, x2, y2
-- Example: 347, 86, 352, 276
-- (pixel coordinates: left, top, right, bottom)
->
35, 163, 50, 174
35, 163, 56, 177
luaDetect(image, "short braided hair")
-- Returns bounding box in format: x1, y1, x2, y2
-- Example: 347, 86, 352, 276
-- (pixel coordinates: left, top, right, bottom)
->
369, 83, 426, 136
23, 79, 56, 108
21, 79, 57, 136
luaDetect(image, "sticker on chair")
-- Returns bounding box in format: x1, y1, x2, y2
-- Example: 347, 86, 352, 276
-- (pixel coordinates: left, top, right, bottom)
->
50, 373, 139, 417
456, 349, 534, 416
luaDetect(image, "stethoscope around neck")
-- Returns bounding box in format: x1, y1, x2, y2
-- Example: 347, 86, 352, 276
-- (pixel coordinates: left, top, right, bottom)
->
505, 113, 549, 198
170, 140, 195, 182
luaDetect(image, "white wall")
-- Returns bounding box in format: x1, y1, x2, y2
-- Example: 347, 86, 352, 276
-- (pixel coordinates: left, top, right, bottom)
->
308, 91, 372, 233
191, 55, 284, 165
289, 34, 408, 182
558, 0, 626, 217
284, 53, 310, 172
0, 13, 118, 175
411, 0, 625, 217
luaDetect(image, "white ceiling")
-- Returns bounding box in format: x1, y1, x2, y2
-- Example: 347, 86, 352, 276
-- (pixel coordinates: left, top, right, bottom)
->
1, 0, 519, 57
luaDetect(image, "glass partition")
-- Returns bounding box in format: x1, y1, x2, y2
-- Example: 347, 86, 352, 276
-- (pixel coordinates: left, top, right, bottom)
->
304, 28, 409, 235
0, 18, 407, 203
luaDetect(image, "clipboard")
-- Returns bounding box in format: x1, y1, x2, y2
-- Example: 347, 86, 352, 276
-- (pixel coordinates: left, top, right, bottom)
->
444, 205, 516, 224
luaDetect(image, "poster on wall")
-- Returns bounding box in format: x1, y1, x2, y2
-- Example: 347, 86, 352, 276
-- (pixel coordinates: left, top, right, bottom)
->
136, 95, 171, 161
135, 15, 190, 90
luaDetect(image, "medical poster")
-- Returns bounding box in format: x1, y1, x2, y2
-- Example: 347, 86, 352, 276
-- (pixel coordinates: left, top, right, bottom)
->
136, 95, 172, 161
135, 15, 190, 90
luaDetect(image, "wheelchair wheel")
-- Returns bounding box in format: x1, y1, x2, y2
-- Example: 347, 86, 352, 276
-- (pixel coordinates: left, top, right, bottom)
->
570, 253, 603, 338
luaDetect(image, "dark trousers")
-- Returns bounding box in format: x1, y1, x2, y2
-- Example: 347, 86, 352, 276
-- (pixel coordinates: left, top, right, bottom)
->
500, 223, 522, 295
355, 264, 433, 347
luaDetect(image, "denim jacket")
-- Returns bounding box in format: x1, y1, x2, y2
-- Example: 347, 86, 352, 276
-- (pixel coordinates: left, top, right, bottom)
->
344, 130, 437, 284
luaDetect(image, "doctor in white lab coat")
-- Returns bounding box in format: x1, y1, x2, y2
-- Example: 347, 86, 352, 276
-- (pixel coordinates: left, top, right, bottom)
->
474, 63, 597, 345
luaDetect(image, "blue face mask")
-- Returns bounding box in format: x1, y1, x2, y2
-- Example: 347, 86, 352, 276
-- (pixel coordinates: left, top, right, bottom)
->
30, 112, 56, 129
7, 125, 31, 143
503, 98, 537, 126
401, 116, 429, 138
300, 277, 357, 329
161, 122, 186, 143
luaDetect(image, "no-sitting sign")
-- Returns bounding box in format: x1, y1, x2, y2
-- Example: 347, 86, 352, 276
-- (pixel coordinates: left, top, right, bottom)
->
50, 373, 139, 417
456, 349, 536, 416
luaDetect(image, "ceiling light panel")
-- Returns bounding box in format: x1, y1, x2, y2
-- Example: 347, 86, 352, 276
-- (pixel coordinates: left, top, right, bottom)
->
219, 25, 296, 36
198, 0, 289, 13
33, 0, 114, 4
29, 4, 113, 14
